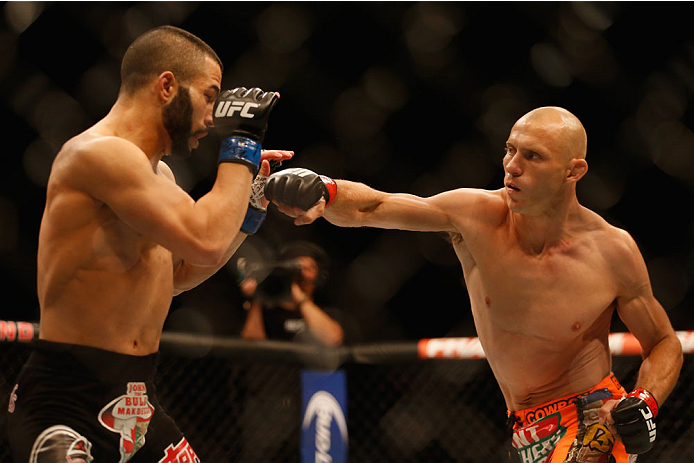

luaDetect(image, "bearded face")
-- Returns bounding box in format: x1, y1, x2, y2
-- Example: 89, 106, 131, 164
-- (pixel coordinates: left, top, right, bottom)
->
162, 85, 194, 158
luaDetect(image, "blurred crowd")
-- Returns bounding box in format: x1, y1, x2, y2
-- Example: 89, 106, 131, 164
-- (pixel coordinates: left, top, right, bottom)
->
2, 2, 693, 343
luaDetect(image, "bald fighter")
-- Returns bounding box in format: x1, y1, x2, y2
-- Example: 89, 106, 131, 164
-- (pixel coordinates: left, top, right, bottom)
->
265, 107, 682, 462
7, 25, 292, 462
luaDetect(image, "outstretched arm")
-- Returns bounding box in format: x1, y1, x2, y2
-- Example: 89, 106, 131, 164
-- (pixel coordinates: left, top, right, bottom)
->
322, 180, 457, 231
266, 168, 490, 234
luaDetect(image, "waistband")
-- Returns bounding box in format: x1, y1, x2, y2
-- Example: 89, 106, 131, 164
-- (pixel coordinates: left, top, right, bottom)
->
26, 339, 159, 382
509, 372, 625, 428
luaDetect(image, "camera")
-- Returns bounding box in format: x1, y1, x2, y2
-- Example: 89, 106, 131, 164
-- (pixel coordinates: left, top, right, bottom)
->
237, 258, 302, 306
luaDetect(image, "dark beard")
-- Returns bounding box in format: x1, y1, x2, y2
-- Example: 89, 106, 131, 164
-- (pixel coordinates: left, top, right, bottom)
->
162, 85, 194, 158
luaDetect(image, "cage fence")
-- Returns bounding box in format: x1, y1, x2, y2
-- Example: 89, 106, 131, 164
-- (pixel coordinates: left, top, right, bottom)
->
1, 324, 692, 463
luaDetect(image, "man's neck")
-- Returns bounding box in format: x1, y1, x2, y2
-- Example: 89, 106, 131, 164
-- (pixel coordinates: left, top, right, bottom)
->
510, 197, 582, 256
97, 95, 167, 168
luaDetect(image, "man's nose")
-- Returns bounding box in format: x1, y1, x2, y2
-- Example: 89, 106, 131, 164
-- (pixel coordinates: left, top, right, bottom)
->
205, 111, 214, 128
205, 103, 216, 127
505, 154, 522, 176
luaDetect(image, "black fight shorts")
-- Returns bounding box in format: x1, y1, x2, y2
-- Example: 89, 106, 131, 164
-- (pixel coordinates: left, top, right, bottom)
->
6, 340, 200, 462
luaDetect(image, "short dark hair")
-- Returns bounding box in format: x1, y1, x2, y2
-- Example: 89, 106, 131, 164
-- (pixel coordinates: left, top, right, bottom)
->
119, 25, 223, 94
278, 241, 330, 286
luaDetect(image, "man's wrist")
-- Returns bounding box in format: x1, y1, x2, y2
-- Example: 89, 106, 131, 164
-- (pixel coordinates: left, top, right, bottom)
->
240, 206, 266, 234
218, 136, 261, 175
628, 388, 659, 416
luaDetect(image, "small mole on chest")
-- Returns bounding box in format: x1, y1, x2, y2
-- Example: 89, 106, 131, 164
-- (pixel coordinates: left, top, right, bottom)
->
484, 296, 491, 306
571, 322, 582, 332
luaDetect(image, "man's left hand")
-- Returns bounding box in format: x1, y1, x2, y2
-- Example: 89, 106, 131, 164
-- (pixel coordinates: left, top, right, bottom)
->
599, 389, 658, 454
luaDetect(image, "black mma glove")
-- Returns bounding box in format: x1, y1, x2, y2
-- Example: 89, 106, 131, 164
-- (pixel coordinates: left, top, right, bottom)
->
611, 388, 659, 454
214, 87, 279, 176
264, 168, 337, 211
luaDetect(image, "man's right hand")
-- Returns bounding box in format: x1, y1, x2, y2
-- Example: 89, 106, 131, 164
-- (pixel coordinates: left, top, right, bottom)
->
264, 168, 335, 226
265, 168, 336, 211
214, 87, 279, 175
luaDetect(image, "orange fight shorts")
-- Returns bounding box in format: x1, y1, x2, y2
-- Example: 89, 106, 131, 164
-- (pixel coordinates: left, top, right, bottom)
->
508, 373, 633, 463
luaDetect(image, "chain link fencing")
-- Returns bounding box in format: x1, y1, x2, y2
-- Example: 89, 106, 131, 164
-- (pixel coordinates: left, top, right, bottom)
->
1, 325, 693, 462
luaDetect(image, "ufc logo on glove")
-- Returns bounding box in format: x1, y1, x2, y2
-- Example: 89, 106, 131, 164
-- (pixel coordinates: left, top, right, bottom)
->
640, 408, 656, 442
215, 101, 259, 118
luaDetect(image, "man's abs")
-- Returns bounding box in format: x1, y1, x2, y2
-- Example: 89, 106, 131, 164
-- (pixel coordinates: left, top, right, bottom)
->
482, 329, 612, 411
39, 266, 173, 355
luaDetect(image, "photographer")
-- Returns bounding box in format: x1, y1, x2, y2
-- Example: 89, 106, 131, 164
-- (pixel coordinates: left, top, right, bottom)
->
239, 241, 344, 347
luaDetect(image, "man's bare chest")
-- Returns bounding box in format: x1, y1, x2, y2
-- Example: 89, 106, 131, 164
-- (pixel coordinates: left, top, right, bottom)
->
462, 235, 617, 338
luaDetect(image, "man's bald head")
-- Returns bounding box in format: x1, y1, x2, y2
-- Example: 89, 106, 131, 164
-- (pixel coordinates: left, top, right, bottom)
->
513, 107, 587, 162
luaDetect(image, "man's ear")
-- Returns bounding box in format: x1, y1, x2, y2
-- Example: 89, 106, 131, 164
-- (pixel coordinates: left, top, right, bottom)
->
157, 71, 177, 104
567, 158, 588, 183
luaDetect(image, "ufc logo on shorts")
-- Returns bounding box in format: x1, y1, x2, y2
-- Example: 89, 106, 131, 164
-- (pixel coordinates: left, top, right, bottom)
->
215, 101, 259, 118
640, 408, 657, 442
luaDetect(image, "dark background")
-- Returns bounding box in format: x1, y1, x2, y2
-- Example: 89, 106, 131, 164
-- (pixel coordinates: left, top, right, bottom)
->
1, 1, 693, 344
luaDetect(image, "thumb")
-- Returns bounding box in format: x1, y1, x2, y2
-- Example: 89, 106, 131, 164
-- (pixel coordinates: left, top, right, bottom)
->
258, 159, 271, 177
598, 399, 619, 425
294, 199, 326, 226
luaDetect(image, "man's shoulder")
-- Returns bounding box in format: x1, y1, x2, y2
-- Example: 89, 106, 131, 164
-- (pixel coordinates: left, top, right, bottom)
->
63, 131, 140, 160
581, 210, 639, 259
468, 188, 509, 223
583, 209, 632, 239
440, 187, 507, 213
441, 188, 508, 242
48, 131, 151, 203
54, 131, 146, 179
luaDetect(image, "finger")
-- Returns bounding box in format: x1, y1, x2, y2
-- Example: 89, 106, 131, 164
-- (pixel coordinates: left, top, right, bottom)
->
260, 150, 294, 160
295, 211, 319, 226
272, 201, 299, 217
294, 215, 310, 226
258, 159, 271, 177
310, 198, 326, 213
598, 400, 618, 425
294, 200, 325, 225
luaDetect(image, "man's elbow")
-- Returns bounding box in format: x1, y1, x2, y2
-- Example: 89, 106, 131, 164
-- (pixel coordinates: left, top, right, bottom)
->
645, 331, 683, 366
181, 239, 228, 267
665, 331, 683, 360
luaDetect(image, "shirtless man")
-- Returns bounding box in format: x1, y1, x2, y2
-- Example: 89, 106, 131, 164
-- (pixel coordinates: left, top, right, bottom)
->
264, 107, 683, 462
7, 26, 292, 462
